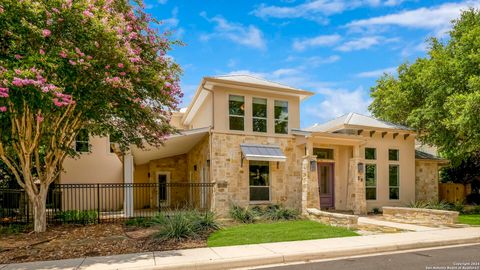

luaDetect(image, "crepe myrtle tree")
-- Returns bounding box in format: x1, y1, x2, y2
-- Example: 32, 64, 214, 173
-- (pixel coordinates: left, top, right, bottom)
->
0, 0, 183, 232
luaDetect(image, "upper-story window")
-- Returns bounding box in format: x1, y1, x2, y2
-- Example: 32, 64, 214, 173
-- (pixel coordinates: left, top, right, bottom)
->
252, 98, 267, 133
365, 148, 376, 160
389, 149, 399, 161
274, 100, 288, 134
75, 129, 89, 152
229, 95, 245, 131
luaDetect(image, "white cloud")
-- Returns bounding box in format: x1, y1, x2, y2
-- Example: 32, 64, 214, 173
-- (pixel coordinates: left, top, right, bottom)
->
162, 7, 179, 28
346, 1, 480, 35
200, 12, 266, 50
252, 0, 412, 23
356, 66, 396, 78
158, 0, 168, 4
336, 36, 381, 51
293, 34, 341, 51
286, 55, 341, 67
305, 86, 372, 121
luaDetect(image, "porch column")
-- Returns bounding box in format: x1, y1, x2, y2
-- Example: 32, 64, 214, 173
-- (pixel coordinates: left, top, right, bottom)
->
123, 152, 134, 217
347, 145, 367, 215
301, 154, 319, 215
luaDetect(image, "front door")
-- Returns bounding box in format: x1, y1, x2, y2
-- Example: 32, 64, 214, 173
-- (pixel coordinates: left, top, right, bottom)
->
157, 173, 170, 207
318, 163, 334, 209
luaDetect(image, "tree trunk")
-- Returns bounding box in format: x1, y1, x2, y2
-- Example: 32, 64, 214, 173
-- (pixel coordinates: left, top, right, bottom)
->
32, 191, 48, 233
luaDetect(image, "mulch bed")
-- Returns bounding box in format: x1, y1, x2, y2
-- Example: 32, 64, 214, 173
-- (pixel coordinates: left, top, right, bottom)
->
0, 223, 207, 264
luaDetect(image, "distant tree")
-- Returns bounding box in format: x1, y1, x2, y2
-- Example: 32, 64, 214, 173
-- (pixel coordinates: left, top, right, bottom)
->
0, 0, 182, 232
369, 9, 480, 162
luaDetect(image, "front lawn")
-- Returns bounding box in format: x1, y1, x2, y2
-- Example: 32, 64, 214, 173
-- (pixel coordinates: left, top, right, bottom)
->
207, 220, 358, 247
458, 214, 480, 225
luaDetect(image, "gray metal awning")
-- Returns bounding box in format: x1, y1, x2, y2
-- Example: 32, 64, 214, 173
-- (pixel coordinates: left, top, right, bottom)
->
240, 144, 287, 162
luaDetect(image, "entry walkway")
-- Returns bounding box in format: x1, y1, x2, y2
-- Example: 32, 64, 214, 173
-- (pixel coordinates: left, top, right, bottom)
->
2, 227, 480, 270
358, 216, 439, 232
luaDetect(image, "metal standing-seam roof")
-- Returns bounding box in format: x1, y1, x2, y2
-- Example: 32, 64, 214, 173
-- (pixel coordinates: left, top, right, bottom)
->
240, 144, 287, 162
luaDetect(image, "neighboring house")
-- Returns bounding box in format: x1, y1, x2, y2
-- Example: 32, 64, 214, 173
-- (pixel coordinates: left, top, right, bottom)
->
60, 75, 448, 216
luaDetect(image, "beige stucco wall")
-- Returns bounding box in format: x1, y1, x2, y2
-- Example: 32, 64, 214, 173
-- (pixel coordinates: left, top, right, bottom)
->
211, 86, 300, 134
360, 132, 416, 211
210, 132, 303, 217
190, 95, 213, 129
415, 160, 440, 202
61, 136, 123, 184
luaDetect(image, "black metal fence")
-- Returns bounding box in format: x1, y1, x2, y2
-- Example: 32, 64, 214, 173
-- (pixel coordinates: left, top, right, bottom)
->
0, 182, 214, 225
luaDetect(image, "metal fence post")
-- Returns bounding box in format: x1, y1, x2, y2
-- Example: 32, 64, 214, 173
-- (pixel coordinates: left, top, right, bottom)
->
97, 183, 100, 224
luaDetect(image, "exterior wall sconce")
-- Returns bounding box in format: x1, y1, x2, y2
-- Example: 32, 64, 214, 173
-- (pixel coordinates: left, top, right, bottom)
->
310, 160, 317, 172
207, 159, 210, 167
357, 162, 364, 174
194, 165, 197, 171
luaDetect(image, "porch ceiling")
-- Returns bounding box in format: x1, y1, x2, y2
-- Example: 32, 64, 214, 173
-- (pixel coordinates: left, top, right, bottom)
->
131, 127, 209, 165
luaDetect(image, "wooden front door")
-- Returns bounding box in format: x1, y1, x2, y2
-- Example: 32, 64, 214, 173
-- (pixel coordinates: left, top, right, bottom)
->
318, 163, 334, 209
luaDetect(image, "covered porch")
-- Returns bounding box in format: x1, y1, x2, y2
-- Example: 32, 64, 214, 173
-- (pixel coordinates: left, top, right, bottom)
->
122, 127, 213, 217
296, 131, 367, 215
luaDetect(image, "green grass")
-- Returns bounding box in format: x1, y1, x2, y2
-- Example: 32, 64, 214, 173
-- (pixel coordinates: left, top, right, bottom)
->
207, 220, 358, 247
458, 214, 480, 225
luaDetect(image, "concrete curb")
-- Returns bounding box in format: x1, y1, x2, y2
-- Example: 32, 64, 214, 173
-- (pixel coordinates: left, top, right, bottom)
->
138, 236, 480, 270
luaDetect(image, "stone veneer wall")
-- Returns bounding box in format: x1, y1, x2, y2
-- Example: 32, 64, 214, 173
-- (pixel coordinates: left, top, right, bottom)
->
415, 161, 440, 202
147, 154, 188, 208
307, 208, 358, 229
346, 157, 367, 215
210, 132, 303, 217
186, 135, 211, 209
382, 206, 458, 225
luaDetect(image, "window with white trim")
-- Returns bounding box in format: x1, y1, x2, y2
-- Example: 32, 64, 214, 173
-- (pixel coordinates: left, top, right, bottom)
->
75, 129, 89, 152
249, 161, 270, 201
389, 164, 400, 200
274, 100, 288, 134
229, 95, 245, 131
252, 97, 267, 133
365, 164, 376, 200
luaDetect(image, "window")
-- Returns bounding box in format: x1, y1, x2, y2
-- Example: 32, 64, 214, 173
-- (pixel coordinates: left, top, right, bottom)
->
252, 98, 267, 133
313, 148, 334, 160
389, 165, 400, 200
274, 100, 288, 134
249, 161, 270, 201
229, 95, 245, 131
365, 148, 376, 160
389, 149, 399, 161
75, 130, 89, 152
365, 164, 376, 200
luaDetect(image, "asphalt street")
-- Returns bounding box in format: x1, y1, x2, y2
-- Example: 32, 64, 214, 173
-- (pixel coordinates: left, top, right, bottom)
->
258, 244, 480, 270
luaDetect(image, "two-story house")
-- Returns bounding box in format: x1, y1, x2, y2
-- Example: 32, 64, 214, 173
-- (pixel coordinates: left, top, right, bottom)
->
60, 75, 448, 217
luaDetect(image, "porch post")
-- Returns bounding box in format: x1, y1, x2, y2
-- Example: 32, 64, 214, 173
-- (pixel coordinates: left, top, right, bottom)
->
123, 152, 134, 217
301, 152, 319, 215
347, 145, 367, 215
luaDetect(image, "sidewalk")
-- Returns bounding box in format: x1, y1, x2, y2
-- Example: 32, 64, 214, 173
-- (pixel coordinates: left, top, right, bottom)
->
2, 227, 480, 270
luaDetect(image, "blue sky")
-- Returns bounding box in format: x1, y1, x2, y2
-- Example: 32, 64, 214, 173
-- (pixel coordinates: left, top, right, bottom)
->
145, 0, 479, 128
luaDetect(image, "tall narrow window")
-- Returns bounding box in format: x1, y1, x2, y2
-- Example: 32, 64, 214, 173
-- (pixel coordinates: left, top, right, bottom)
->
365, 148, 376, 160
249, 161, 270, 201
365, 164, 377, 200
75, 130, 89, 152
252, 98, 267, 133
274, 100, 288, 134
229, 95, 245, 131
389, 165, 400, 200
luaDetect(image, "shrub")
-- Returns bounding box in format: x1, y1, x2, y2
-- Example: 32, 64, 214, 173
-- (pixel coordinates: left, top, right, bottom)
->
263, 205, 299, 221
125, 217, 152, 228
57, 210, 98, 224
466, 193, 480, 205
408, 200, 429, 208
153, 210, 219, 241
0, 224, 29, 235
229, 205, 255, 223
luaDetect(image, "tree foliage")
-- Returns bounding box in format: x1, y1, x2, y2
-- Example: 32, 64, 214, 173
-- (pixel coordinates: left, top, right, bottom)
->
0, 0, 182, 232
369, 9, 480, 161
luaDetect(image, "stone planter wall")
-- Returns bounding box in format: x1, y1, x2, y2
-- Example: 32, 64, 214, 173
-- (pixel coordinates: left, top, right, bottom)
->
382, 206, 458, 225
306, 208, 358, 229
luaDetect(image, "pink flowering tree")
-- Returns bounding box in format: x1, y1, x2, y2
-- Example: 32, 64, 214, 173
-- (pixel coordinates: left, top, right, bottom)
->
0, 0, 183, 232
